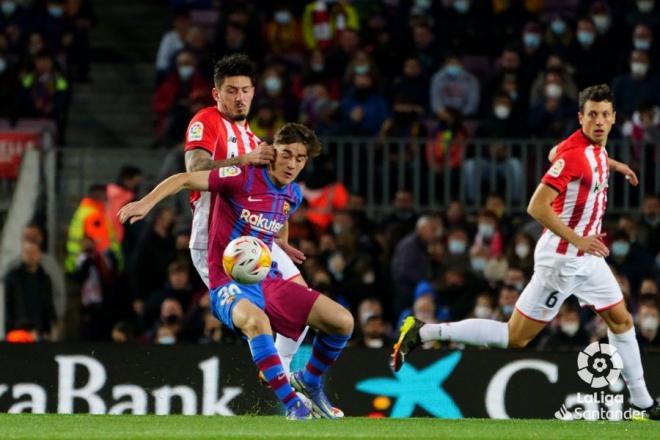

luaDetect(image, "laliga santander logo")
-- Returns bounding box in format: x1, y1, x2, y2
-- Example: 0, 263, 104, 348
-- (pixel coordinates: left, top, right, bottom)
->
576, 342, 623, 389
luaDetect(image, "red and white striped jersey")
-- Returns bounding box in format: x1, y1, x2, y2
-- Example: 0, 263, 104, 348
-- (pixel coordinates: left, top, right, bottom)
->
183, 107, 260, 249
535, 130, 609, 263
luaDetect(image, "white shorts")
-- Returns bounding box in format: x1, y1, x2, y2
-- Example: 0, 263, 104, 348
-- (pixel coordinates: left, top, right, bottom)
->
515, 256, 623, 323
190, 242, 302, 288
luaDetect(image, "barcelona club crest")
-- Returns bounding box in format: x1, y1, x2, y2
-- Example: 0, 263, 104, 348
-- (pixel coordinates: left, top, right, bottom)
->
282, 201, 290, 216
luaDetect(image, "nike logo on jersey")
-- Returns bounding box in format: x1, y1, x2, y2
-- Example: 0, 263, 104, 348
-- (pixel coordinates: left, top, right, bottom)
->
248, 196, 263, 202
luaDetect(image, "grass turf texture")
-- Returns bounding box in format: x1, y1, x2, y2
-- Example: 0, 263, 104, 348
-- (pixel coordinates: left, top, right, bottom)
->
0, 415, 655, 440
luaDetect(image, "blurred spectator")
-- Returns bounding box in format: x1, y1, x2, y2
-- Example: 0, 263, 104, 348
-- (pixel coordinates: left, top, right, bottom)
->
4, 241, 57, 339
445, 228, 471, 273
539, 303, 590, 349
340, 72, 388, 136
430, 53, 480, 118
410, 22, 442, 75
483, 46, 528, 123
490, 0, 535, 52
438, 0, 491, 56
638, 194, 660, 254
636, 294, 659, 348
264, 3, 304, 66
626, 0, 660, 32
255, 65, 297, 120
380, 190, 418, 258
0, 36, 19, 121
185, 26, 213, 80
568, 18, 610, 89
143, 261, 195, 332
494, 283, 519, 321
152, 49, 212, 146
528, 71, 577, 138
543, 12, 573, 58
63, 0, 96, 82
249, 99, 285, 141
300, 155, 349, 233
214, 3, 262, 61
503, 266, 528, 293
463, 141, 524, 203
519, 21, 547, 90
529, 55, 578, 106
612, 50, 660, 119
106, 165, 142, 244
467, 292, 496, 319
640, 278, 658, 295
64, 184, 121, 274
111, 321, 133, 343
129, 207, 176, 316
352, 298, 390, 348
622, 102, 660, 169
155, 7, 190, 82
505, 233, 535, 274
300, 50, 341, 100
73, 236, 115, 341
302, 0, 359, 52
477, 93, 523, 138
379, 93, 427, 142
18, 49, 69, 140
608, 230, 654, 294
152, 299, 184, 343
426, 106, 466, 177
391, 56, 429, 113
199, 309, 223, 344
324, 28, 360, 79
390, 215, 443, 318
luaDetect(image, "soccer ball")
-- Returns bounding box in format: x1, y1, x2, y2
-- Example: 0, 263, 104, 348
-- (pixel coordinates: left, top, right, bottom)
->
222, 236, 272, 284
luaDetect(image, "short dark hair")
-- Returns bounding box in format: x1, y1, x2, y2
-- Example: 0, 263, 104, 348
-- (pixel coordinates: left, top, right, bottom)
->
213, 54, 257, 88
578, 84, 615, 112
274, 123, 322, 158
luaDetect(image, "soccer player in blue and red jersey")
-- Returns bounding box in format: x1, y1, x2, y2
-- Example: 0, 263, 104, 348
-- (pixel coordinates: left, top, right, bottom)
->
119, 123, 353, 420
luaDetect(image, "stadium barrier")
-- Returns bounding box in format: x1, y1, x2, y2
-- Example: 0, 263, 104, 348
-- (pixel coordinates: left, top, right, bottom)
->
1, 343, 658, 420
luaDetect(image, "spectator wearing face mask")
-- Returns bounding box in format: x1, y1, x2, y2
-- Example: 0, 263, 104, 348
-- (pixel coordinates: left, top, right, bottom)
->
612, 50, 660, 119
588, 1, 622, 77
477, 93, 523, 137
472, 209, 504, 258
518, 21, 548, 91
539, 303, 590, 350
483, 47, 529, 118
529, 55, 578, 106
506, 233, 535, 274
152, 49, 211, 146
445, 229, 471, 273
528, 71, 577, 138
636, 296, 660, 348
155, 7, 190, 83
543, 13, 574, 59
494, 284, 520, 322
352, 298, 390, 349
567, 18, 609, 89
619, 24, 659, 72
626, 0, 660, 33
468, 292, 496, 320
255, 65, 298, 121
607, 230, 654, 294
265, 4, 304, 65
152, 299, 184, 344
430, 54, 479, 119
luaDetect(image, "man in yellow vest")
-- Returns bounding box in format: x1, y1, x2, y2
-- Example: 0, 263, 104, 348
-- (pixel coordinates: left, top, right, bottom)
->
65, 184, 122, 273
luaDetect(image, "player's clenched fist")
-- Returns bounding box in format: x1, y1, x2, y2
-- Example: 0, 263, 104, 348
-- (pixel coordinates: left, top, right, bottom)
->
243, 142, 275, 165
574, 233, 609, 258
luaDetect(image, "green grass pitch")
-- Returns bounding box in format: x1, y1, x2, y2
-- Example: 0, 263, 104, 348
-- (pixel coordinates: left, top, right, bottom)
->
0, 415, 656, 439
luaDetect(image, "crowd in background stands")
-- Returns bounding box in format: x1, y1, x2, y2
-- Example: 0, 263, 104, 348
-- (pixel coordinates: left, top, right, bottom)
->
3, 1, 660, 349
0, 0, 95, 143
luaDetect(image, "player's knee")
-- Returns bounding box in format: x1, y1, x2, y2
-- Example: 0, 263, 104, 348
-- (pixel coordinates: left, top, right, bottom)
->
331, 308, 354, 336
241, 311, 271, 338
608, 312, 634, 334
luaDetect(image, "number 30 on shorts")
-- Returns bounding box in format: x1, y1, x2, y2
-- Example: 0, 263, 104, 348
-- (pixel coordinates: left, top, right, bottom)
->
220, 284, 241, 306
545, 291, 559, 308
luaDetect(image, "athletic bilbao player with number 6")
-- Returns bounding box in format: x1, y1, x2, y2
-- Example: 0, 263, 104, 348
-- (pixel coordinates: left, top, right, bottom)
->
392, 85, 659, 421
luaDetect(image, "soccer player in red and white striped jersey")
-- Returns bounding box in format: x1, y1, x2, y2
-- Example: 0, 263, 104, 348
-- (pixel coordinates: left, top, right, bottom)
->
392, 85, 659, 420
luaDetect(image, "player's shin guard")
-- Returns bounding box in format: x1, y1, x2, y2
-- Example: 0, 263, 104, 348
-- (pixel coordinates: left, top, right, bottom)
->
275, 327, 310, 375
420, 319, 509, 349
302, 333, 350, 388
249, 334, 301, 410
608, 327, 654, 409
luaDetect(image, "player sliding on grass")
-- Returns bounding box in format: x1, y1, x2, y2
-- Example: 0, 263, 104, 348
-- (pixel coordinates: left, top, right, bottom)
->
391, 84, 659, 421
120, 123, 354, 420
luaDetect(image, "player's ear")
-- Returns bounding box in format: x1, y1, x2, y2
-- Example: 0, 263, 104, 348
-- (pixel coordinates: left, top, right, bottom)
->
211, 87, 219, 102
577, 112, 583, 126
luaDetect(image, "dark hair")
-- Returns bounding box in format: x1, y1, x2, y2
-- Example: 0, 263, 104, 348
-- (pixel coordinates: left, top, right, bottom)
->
578, 84, 615, 112
213, 54, 257, 88
274, 123, 322, 158
118, 165, 142, 181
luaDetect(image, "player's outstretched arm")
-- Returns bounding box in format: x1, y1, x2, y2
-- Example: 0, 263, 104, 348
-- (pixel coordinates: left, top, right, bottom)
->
118, 171, 210, 224
607, 158, 638, 186
527, 184, 610, 257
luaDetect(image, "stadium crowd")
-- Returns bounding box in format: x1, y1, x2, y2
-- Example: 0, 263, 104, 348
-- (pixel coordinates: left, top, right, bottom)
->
0, 0, 95, 143
3, 0, 660, 350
